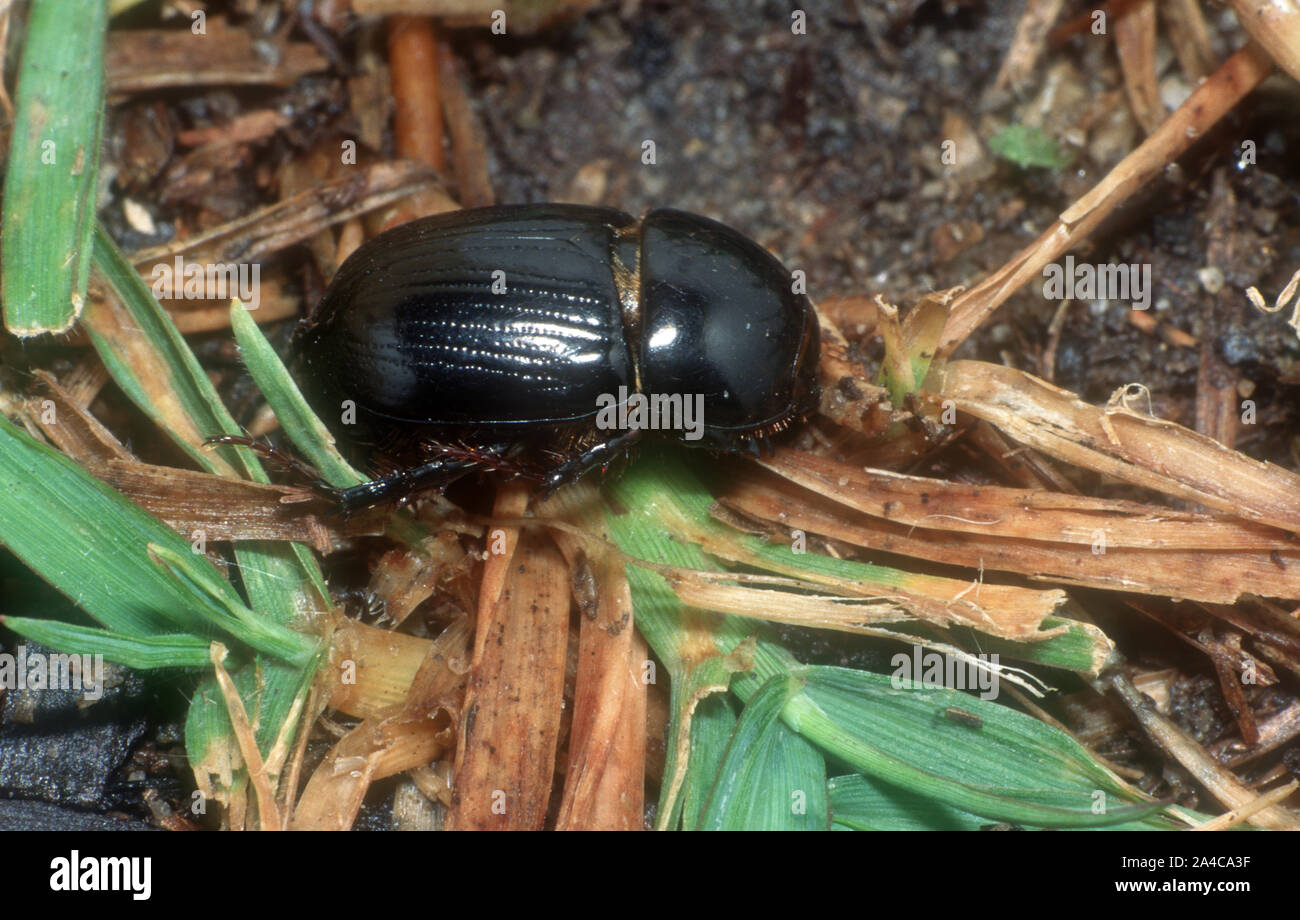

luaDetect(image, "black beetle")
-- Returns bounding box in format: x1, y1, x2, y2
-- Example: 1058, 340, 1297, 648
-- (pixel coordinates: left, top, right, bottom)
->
291, 204, 820, 511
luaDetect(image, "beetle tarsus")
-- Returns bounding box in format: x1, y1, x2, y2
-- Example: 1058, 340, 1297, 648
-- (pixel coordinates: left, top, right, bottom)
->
537, 428, 643, 500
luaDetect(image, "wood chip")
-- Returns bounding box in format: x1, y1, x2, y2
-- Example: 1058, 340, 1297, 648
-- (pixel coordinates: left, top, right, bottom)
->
106, 20, 328, 93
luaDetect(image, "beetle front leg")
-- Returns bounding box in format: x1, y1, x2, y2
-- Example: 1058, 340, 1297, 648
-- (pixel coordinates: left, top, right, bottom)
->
538, 428, 643, 498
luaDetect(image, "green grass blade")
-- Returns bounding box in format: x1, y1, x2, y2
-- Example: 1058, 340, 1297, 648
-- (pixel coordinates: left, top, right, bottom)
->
828, 773, 1208, 831
607, 458, 757, 825
787, 666, 1179, 828
606, 458, 753, 668
1, 0, 106, 335
967, 617, 1117, 675
0, 413, 237, 637
678, 694, 737, 830
229, 300, 363, 488
89, 223, 329, 615
90, 228, 332, 608
1, 617, 213, 670
147, 543, 320, 668
829, 774, 987, 830
655, 646, 756, 830
89, 224, 329, 787
185, 655, 314, 806
88, 224, 252, 473
697, 675, 829, 830
228, 299, 436, 550
606, 456, 1176, 829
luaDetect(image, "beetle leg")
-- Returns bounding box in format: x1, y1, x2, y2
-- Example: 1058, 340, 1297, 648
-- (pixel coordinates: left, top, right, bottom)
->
203, 434, 325, 484
204, 434, 461, 514
538, 428, 643, 498
332, 455, 484, 515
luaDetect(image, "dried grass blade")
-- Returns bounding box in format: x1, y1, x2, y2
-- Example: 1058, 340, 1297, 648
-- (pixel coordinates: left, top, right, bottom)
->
760, 448, 1300, 551
544, 484, 646, 830
722, 474, 1300, 603
449, 492, 570, 830
930, 360, 1300, 534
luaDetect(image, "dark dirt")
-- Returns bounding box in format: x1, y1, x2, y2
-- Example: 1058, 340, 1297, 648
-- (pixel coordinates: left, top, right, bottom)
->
461, 0, 1300, 460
